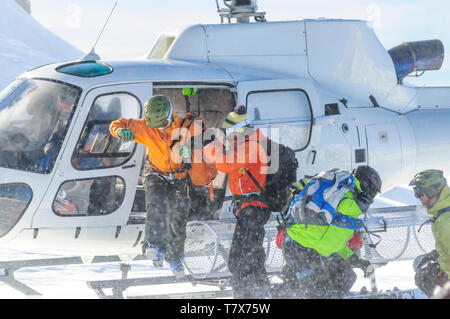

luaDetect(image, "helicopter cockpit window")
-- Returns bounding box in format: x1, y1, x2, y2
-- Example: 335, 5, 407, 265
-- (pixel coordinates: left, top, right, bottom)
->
72, 93, 141, 170
53, 176, 125, 216
247, 90, 312, 151
0, 78, 80, 173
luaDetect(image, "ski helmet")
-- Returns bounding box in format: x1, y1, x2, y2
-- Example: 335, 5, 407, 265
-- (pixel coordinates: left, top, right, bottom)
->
409, 169, 447, 199
144, 95, 173, 128
352, 165, 382, 199
222, 105, 251, 133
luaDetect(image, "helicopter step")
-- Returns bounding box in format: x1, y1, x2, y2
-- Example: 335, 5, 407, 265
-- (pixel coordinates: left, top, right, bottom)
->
0, 255, 147, 296
86, 204, 435, 299
345, 288, 427, 299
181, 205, 435, 281
87, 273, 233, 299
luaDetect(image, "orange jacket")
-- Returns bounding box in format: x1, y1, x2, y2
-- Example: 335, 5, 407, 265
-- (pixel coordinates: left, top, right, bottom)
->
110, 111, 204, 176
204, 129, 268, 196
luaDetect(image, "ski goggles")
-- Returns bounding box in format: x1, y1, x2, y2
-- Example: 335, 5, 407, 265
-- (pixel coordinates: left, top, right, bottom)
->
413, 186, 424, 198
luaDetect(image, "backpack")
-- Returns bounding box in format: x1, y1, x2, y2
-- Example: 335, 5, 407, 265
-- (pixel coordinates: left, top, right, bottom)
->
288, 168, 364, 230
171, 112, 218, 187
264, 140, 299, 211
245, 138, 299, 212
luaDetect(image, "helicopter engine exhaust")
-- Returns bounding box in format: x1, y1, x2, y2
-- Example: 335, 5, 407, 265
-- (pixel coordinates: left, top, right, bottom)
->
388, 39, 444, 82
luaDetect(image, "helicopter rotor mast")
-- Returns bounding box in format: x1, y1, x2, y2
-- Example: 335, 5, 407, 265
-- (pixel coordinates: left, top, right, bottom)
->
215, 0, 266, 23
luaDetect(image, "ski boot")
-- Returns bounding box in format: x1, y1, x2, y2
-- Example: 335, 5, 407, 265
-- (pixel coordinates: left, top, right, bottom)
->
144, 242, 164, 267
169, 259, 185, 279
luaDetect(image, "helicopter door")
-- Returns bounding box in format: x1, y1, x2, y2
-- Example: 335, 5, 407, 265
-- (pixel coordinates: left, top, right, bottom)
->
31, 83, 150, 230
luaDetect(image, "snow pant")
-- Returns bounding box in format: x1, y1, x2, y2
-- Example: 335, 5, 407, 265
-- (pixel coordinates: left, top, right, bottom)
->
144, 174, 191, 264
414, 258, 449, 297
188, 184, 223, 220
228, 204, 271, 299
278, 235, 356, 299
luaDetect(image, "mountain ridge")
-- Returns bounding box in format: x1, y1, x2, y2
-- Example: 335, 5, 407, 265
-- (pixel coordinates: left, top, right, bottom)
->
0, 0, 83, 90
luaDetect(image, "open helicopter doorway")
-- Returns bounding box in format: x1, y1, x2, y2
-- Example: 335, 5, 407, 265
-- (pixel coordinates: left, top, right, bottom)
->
130, 84, 236, 224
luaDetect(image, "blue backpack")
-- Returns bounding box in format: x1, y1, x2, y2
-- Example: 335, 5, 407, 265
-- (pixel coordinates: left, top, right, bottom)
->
288, 168, 365, 230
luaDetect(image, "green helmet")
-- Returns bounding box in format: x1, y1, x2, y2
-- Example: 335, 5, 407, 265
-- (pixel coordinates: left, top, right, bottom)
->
409, 169, 447, 198
144, 95, 173, 128
222, 105, 251, 133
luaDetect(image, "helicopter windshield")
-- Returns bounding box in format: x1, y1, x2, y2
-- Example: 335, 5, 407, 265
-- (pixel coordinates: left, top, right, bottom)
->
0, 78, 81, 174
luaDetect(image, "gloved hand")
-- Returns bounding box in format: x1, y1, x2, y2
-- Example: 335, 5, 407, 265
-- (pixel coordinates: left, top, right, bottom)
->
291, 177, 311, 194
179, 145, 191, 159
413, 250, 439, 272
117, 129, 135, 142
347, 253, 371, 277
210, 128, 233, 151
347, 231, 363, 250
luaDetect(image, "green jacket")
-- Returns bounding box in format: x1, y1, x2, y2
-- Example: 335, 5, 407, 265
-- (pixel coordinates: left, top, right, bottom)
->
286, 178, 363, 260
428, 185, 450, 274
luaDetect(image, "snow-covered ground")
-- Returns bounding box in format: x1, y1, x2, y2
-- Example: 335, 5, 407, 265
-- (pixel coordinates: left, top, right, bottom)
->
0, 186, 428, 299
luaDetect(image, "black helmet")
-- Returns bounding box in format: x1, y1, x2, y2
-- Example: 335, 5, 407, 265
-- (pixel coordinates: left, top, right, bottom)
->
352, 165, 382, 199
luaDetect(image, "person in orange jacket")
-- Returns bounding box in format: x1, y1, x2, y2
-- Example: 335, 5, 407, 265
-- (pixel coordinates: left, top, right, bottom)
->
203, 105, 272, 298
110, 94, 209, 278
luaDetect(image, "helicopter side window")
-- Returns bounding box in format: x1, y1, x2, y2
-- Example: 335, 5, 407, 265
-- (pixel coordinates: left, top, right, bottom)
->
52, 176, 125, 216
71, 93, 141, 170
246, 90, 312, 151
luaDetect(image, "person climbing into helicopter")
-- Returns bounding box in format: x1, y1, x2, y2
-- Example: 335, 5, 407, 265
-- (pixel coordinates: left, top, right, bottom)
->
274, 165, 381, 298
202, 105, 272, 298
409, 169, 449, 297
110, 93, 215, 278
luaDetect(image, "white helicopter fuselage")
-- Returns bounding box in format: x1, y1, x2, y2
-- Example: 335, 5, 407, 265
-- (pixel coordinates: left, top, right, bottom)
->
0, 18, 449, 256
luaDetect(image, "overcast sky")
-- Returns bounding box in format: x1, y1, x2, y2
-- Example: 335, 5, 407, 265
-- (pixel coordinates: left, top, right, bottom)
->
31, 0, 450, 86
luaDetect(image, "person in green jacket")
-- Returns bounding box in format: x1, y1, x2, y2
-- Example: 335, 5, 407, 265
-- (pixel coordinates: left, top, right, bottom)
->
409, 169, 450, 297
276, 165, 381, 299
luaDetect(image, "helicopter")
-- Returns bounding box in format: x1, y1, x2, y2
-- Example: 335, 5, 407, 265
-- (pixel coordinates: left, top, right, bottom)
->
0, 0, 447, 270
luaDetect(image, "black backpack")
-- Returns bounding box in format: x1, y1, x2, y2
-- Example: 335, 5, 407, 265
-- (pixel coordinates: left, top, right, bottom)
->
244, 138, 299, 211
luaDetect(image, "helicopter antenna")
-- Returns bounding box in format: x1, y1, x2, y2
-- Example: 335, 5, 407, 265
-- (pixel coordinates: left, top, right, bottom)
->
80, 1, 118, 61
